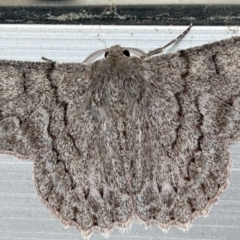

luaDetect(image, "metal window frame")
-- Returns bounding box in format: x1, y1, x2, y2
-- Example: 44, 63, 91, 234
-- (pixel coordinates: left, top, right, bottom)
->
0, 3, 239, 25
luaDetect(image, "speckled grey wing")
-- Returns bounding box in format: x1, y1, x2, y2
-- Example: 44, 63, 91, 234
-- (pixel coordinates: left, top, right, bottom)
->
0, 60, 53, 157
0, 60, 133, 237
132, 37, 240, 228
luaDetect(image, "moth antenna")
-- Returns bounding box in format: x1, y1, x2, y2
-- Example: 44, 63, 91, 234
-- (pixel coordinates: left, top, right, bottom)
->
145, 23, 193, 58
83, 48, 109, 64
127, 47, 147, 58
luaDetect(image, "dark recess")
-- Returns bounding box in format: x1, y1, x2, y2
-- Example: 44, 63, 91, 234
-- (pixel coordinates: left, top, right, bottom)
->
0, 5, 239, 25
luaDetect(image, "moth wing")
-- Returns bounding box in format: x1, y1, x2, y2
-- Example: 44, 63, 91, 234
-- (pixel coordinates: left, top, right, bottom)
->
146, 36, 240, 140
132, 37, 240, 228
0, 60, 54, 158
33, 63, 133, 236
182, 36, 240, 140
0, 61, 133, 236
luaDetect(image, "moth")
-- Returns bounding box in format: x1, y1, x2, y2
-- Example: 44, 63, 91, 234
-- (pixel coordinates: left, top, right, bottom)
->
0, 25, 240, 238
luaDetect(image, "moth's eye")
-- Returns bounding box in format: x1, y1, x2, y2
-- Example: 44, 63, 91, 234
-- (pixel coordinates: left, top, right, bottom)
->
105, 52, 109, 58
123, 50, 130, 57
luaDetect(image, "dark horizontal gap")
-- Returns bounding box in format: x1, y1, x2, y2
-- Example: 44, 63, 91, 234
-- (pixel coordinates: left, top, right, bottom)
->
0, 5, 239, 25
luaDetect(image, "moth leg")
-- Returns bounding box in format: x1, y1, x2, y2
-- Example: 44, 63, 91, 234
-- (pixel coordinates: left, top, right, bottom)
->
145, 23, 192, 58
42, 56, 56, 64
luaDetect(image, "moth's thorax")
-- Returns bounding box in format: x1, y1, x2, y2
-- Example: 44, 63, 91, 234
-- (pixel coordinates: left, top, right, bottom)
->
90, 52, 146, 105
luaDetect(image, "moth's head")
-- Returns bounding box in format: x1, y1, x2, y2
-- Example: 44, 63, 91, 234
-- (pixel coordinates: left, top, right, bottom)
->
104, 45, 130, 59
83, 45, 147, 65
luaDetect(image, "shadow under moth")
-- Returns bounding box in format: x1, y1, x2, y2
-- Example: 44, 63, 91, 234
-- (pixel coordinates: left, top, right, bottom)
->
0, 25, 240, 238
